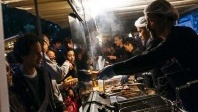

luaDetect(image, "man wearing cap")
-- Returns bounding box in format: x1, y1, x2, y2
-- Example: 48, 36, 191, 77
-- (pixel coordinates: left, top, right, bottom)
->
134, 16, 173, 95
135, 16, 163, 51
98, 0, 198, 111
135, 16, 150, 51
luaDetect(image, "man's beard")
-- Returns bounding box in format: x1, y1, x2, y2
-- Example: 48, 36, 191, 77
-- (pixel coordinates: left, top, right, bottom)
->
150, 30, 157, 38
147, 27, 157, 38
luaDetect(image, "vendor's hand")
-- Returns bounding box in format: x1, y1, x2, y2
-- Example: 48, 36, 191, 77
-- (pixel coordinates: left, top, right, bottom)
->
97, 65, 116, 80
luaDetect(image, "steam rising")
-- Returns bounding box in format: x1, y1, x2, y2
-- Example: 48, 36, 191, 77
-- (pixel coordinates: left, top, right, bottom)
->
86, 0, 125, 36
68, 15, 86, 47
71, 0, 130, 69
96, 13, 124, 36
82, 0, 126, 69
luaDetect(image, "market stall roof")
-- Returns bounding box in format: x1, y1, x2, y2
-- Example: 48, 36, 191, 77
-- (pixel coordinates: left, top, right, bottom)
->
2, 0, 73, 28
2, 0, 198, 28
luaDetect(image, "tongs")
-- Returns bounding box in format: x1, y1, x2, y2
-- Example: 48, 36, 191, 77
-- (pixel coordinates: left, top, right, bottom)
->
122, 83, 145, 86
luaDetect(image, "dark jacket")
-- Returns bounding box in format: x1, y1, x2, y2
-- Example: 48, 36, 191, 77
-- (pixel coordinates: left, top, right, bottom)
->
9, 86, 27, 112
110, 46, 128, 63
12, 66, 56, 112
113, 26, 198, 78
112, 26, 198, 111
145, 37, 176, 100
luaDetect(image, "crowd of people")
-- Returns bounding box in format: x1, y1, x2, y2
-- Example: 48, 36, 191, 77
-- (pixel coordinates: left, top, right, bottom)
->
5, 33, 84, 112
5, 28, 150, 112
4, 0, 198, 112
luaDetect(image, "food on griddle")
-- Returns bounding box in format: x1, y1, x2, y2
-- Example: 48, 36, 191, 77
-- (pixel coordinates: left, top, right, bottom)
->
111, 84, 123, 92
123, 85, 130, 90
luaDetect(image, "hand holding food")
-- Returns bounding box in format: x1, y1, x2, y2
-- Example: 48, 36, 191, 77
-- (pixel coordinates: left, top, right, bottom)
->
63, 76, 78, 87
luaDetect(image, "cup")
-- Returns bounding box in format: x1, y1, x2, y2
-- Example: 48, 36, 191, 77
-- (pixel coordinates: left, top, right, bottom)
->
98, 56, 105, 70
90, 71, 99, 87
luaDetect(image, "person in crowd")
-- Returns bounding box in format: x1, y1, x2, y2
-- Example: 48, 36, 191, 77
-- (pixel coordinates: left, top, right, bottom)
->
121, 37, 142, 84
75, 43, 93, 70
49, 37, 64, 66
75, 47, 92, 71
42, 34, 71, 83
135, 16, 176, 99
123, 37, 142, 58
134, 16, 152, 87
135, 16, 151, 51
42, 34, 72, 112
63, 38, 74, 49
107, 34, 128, 63
55, 28, 73, 66
6, 61, 27, 112
60, 48, 81, 112
46, 49, 69, 112
100, 41, 116, 66
58, 28, 73, 50
46, 50, 56, 62
57, 38, 74, 66
75, 48, 88, 70
64, 87, 81, 112
6, 51, 20, 69
50, 37, 63, 52
135, 16, 162, 51
12, 33, 56, 111
61, 48, 78, 82
74, 45, 92, 82
6, 61, 13, 87
98, 0, 198, 111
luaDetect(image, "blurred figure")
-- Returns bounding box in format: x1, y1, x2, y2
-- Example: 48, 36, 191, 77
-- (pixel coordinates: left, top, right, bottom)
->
135, 16, 151, 51
42, 34, 70, 82
42, 34, 71, 112
62, 48, 77, 81
12, 33, 56, 111
50, 37, 63, 52
60, 48, 81, 112
100, 41, 115, 65
57, 38, 74, 66
63, 38, 74, 49
65, 87, 81, 112
98, 0, 198, 111
75, 47, 91, 70
121, 37, 142, 84
123, 37, 142, 57
46, 50, 56, 62
135, 16, 174, 99
74, 46, 92, 82
6, 61, 13, 86
50, 37, 64, 66
58, 28, 73, 49
135, 16, 163, 51
56, 28, 73, 65
107, 34, 128, 63
6, 51, 20, 69
6, 61, 27, 112
61, 48, 78, 91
